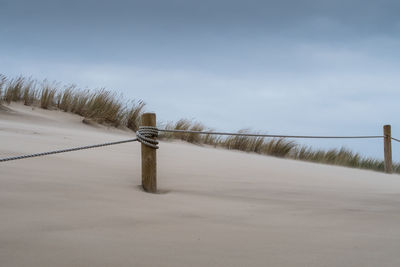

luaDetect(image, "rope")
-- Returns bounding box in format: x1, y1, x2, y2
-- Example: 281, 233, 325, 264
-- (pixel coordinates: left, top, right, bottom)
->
0, 138, 138, 162
2, 126, 396, 163
136, 126, 159, 149
392, 137, 400, 143
158, 128, 384, 139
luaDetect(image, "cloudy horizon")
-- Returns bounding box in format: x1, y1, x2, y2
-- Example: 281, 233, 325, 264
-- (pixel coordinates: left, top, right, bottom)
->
1, 0, 399, 159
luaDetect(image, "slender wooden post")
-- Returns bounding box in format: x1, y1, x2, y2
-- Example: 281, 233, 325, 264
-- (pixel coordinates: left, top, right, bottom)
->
141, 113, 157, 192
384, 125, 393, 174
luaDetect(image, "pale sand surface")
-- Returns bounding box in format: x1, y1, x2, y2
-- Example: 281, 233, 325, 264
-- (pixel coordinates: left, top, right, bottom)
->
1, 103, 400, 267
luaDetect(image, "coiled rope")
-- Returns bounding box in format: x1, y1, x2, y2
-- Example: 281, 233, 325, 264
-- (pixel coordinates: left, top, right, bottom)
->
136, 126, 159, 149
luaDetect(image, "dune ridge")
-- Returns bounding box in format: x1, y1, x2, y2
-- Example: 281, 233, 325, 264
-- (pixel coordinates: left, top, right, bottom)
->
1, 74, 398, 174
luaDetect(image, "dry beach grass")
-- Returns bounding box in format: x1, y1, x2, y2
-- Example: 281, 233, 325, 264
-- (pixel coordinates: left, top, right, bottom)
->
1, 73, 398, 173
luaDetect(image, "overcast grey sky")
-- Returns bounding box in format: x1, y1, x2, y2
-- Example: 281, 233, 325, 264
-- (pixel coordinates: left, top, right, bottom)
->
1, 0, 399, 159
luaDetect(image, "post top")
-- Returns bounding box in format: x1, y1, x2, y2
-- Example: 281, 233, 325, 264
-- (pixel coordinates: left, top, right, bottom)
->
141, 113, 156, 126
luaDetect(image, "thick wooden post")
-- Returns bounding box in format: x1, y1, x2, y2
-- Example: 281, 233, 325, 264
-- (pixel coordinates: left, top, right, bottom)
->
141, 113, 157, 192
384, 125, 393, 174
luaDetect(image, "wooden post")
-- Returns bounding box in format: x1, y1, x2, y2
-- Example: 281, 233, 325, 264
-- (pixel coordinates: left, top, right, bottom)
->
141, 113, 157, 192
384, 125, 393, 174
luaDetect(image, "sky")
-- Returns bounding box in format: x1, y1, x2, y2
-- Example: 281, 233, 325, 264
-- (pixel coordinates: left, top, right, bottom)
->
1, 0, 399, 159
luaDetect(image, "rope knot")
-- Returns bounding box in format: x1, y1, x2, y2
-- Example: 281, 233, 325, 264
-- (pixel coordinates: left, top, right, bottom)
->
136, 126, 159, 149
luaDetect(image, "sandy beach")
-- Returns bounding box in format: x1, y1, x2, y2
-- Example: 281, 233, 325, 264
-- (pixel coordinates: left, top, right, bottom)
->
1, 103, 400, 267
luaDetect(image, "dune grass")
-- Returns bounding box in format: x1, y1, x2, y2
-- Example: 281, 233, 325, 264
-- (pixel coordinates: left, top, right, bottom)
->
0, 74, 145, 130
160, 119, 400, 174
0, 74, 6, 104
125, 100, 146, 131
161, 119, 210, 144
291, 146, 388, 170
1, 73, 398, 174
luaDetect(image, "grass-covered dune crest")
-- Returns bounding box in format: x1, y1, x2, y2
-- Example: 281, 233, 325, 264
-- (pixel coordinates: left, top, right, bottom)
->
1, 73, 398, 174
0, 74, 145, 131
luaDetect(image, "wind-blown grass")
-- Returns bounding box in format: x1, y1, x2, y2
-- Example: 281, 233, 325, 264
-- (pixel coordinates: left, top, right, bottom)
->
3, 76, 25, 103
0, 74, 6, 104
0, 74, 145, 130
161, 119, 208, 144
159, 119, 400, 174
1, 73, 398, 174
125, 100, 146, 131
40, 83, 57, 109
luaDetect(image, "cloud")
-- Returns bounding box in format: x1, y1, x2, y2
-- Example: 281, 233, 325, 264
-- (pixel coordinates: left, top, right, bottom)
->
1, 0, 400, 159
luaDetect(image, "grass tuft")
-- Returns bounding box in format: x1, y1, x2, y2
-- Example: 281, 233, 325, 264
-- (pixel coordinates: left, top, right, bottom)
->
125, 100, 145, 131
4, 76, 25, 103
23, 79, 36, 106
40, 82, 57, 109
57, 86, 75, 112
0, 74, 6, 105
85, 90, 125, 126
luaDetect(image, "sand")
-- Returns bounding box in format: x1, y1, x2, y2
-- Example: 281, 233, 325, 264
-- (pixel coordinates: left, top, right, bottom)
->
1, 103, 400, 267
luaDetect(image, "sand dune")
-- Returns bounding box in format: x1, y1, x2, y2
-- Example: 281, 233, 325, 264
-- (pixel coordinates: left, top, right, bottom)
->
1, 103, 400, 267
